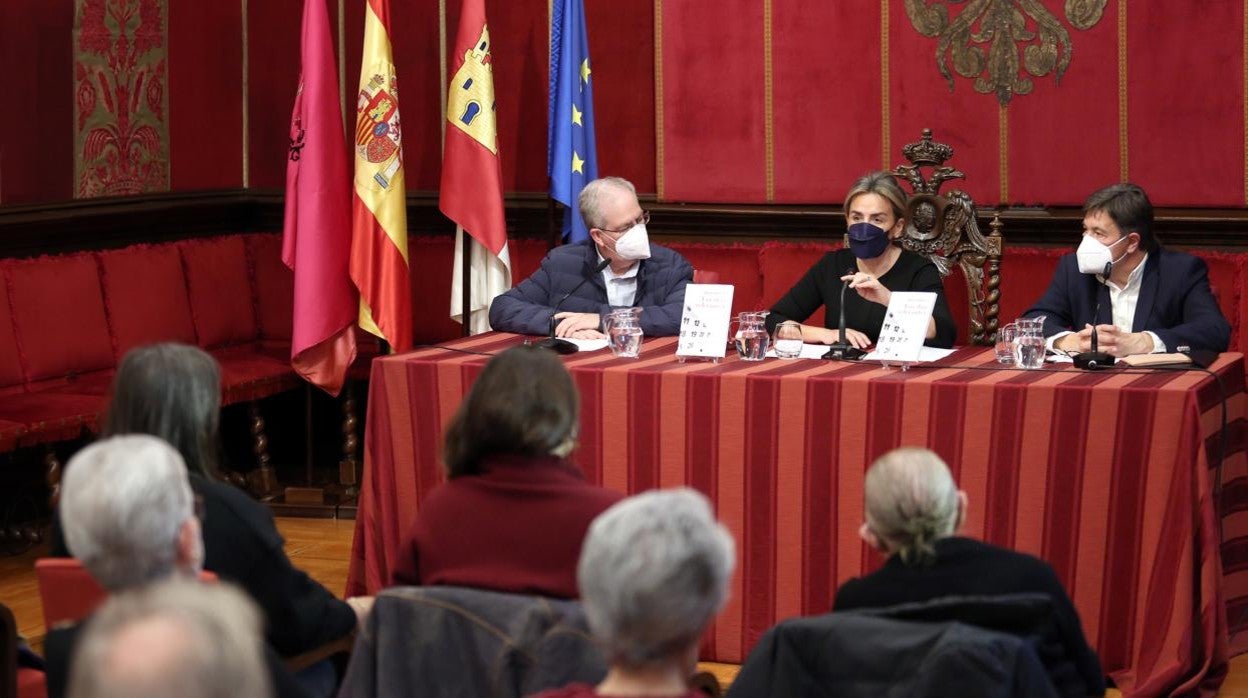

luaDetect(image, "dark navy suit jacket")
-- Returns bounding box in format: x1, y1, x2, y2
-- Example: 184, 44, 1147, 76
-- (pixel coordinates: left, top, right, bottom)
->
488, 240, 693, 337
1023, 248, 1230, 352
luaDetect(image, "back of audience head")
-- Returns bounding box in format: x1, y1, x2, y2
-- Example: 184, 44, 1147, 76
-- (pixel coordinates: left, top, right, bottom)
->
443, 345, 580, 477
861, 447, 967, 566
105, 342, 222, 478
67, 578, 272, 698
60, 435, 203, 591
578, 488, 735, 673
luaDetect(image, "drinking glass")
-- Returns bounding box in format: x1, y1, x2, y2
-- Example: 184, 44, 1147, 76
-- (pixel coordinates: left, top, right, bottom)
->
994, 323, 1018, 365
732, 311, 770, 362
772, 321, 803, 359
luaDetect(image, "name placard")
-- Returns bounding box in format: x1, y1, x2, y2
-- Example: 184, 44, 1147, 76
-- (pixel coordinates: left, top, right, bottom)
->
866, 291, 937, 363
677, 284, 734, 359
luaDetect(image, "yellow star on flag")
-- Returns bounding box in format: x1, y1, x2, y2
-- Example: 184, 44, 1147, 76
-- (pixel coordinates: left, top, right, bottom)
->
579, 59, 591, 88
572, 151, 584, 174
571, 103, 583, 126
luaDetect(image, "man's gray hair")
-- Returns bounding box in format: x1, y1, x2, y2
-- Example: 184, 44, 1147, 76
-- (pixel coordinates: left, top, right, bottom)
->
863, 447, 960, 565
577, 176, 637, 231
61, 435, 195, 591
67, 579, 272, 698
577, 488, 735, 669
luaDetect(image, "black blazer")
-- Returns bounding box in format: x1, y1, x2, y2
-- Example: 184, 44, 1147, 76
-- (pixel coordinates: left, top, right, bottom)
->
1023, 248, 1230, 352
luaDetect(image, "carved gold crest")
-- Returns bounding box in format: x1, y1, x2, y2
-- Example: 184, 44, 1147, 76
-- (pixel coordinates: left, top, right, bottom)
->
904, 0, 1107, 105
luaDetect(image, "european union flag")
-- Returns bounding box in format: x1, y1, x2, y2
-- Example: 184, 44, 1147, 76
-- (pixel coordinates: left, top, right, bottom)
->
548, 0, 598, 243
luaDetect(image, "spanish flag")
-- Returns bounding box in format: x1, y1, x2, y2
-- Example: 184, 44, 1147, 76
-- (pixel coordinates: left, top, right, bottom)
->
281, 0, 357, 396
350, 0, 412, 351
442, 0, 511, 334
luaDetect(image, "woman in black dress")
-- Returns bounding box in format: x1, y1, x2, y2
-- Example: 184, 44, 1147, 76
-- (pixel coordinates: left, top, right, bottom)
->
766, 171, 956, 349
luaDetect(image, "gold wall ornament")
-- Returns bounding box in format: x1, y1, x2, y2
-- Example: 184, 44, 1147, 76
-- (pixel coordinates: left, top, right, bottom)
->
903, 0, 1107, 106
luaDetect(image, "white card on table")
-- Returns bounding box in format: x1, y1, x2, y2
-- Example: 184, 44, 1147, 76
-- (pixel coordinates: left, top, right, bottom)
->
676, 284, 734, 359
864, 291, 937, 363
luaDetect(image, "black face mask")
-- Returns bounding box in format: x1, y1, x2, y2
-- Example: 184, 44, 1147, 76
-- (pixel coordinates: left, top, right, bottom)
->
847, 222, 890, 259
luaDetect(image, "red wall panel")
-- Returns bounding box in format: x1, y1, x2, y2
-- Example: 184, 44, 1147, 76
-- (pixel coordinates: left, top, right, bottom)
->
386, 0, 446, 192
0, 0, 74, 204
887, 0, 999, 208
586, 0, 656, 193
246, 0, 303, 190
659, 0, 768, 203
772, 1, 883, 203
1007, 4, 1119, 207
1127, 0, 1244, 206
169, 1, 243, 190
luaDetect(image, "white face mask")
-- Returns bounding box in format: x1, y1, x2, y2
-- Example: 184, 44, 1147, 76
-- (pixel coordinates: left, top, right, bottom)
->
1076, 234, 1129, 275
611, 223, 651, 261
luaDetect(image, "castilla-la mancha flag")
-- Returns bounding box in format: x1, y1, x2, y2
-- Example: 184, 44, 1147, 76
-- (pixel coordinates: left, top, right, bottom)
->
350, 0, 412, 351
442, 0, 511, 333
282, 0, 357, 396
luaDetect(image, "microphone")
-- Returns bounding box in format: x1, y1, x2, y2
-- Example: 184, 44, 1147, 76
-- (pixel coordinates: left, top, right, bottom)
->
1073, 261, 1117, 370
823, 268, 866, 361
537, 257, 612, 355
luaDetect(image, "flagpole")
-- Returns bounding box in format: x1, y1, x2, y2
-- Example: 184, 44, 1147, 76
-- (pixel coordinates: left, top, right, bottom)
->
461, 226, 472, 337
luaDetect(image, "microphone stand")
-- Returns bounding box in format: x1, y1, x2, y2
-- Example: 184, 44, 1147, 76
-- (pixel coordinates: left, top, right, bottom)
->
537, 258, 613, 355
823, 269, 866, 361
1073, 261, 1117, 370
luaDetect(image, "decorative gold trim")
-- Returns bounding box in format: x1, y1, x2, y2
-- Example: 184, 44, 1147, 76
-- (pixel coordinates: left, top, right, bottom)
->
881, 0, 890, 168
339, 0, 347, 131
998, 104, 1008, 203
1118, 0, 1128, 181
655, 0, 665, 201
241, 0, 249, 188
439, 0, 447, 152
763, 0, 774, 202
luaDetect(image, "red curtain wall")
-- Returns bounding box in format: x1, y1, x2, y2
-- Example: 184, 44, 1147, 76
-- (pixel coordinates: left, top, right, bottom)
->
1, 1, 1245, 207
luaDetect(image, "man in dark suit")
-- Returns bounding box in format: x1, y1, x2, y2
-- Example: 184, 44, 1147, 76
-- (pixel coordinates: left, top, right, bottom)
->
1024, 183, 1230, 355
488, 176, 693, 338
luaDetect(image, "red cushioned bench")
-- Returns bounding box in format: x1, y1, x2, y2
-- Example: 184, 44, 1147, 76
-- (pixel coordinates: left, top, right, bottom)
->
0, 234, 331, 496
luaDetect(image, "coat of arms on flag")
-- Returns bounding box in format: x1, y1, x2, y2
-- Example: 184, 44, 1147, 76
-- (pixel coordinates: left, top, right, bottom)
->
355, 72, 403, 191
446, 26, 498, 155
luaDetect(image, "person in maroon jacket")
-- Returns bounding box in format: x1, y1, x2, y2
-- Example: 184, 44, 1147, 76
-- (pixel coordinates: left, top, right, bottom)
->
389, 345, 623, 598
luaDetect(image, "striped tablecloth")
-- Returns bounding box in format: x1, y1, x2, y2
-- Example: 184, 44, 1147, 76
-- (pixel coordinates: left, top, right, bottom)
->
347, 333, 1248, 696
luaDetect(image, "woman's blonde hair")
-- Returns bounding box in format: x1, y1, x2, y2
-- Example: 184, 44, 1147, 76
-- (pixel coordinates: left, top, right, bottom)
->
843, 171, 908, 221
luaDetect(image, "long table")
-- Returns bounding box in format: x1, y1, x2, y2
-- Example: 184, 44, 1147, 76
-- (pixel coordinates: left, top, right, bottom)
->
347, 333, 1248, 696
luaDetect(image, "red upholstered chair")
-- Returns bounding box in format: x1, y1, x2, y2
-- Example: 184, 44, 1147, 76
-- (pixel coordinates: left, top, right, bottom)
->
2, 601, 46, 698
98, 243, 197, 360
35, 558, 217, 628
759, 242, 837, 328
667, 242, 767, 317
693, 270, 720, 284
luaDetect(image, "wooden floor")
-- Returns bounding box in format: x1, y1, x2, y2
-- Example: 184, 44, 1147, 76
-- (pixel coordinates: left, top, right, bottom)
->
4, 516, 1248, 695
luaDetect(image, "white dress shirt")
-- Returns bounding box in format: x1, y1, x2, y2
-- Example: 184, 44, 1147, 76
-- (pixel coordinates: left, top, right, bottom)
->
598, 253, 639, 308
1047, 253, 1165, 353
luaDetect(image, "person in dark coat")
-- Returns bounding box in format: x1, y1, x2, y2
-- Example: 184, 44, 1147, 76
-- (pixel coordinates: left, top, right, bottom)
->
390, 345, 622, 598
1024, 182, 1229, 355
832, 447, 1105, 697
49, 344, 367, 678
489, 176, 693, 338
767, 171, 956, 349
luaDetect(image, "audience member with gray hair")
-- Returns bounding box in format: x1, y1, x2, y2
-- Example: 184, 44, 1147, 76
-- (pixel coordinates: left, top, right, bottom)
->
67, 579, 272, 698
488, 175, 693, 338
60, 435, 203, 591
44, 436, 308, 698
532, 488, 736, 698
834, 447, 1105, 696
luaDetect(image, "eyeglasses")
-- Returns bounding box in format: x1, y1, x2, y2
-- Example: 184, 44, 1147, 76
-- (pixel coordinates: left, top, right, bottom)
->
598, 210, 650, 234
